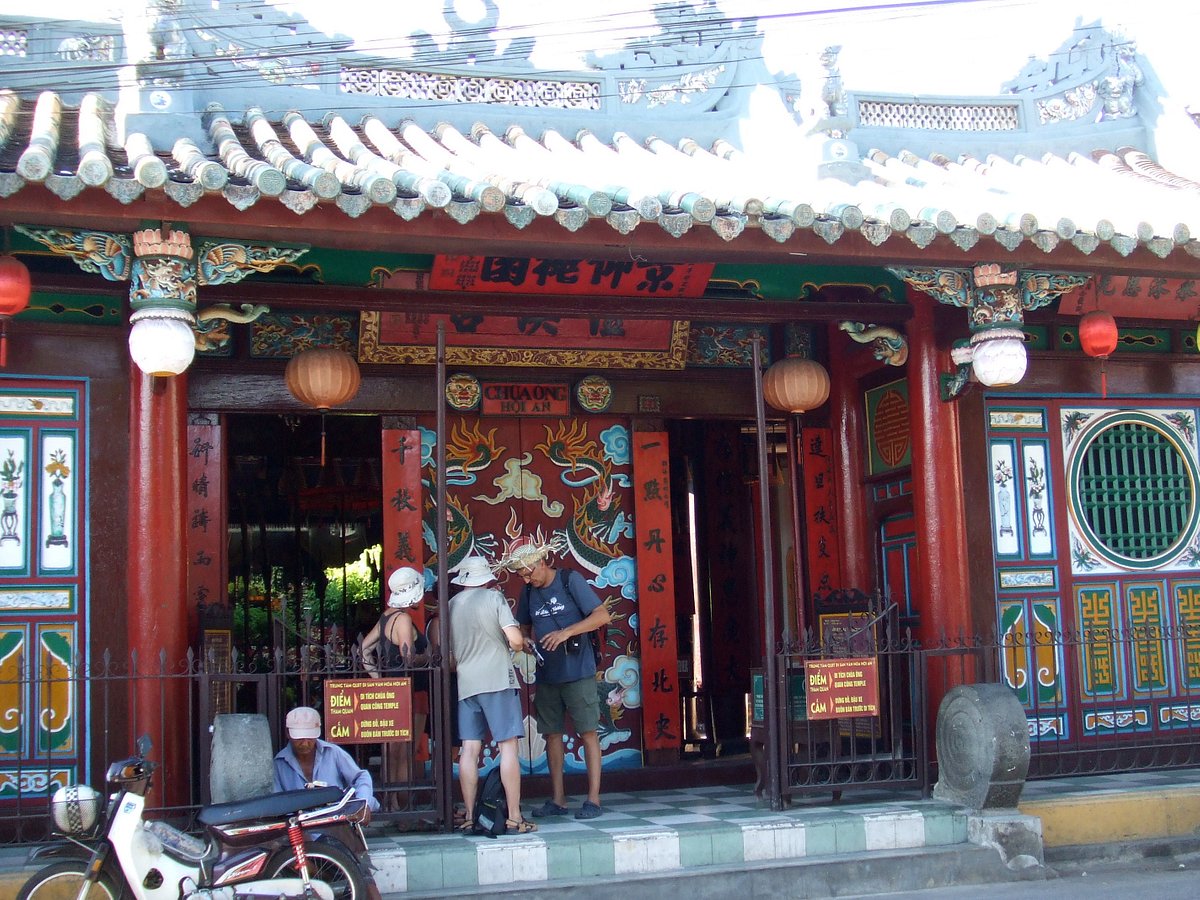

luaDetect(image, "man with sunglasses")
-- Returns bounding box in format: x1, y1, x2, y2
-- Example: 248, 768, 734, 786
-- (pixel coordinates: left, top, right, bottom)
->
508, 541, 611, 821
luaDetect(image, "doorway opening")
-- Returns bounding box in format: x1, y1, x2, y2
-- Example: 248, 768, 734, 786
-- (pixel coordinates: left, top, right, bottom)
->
225, 412, 384, 660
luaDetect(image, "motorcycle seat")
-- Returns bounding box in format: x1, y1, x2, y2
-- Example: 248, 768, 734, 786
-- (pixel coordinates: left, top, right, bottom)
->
197, 786, 346, 827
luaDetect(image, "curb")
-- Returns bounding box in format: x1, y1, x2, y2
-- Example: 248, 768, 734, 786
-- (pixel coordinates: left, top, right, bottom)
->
1020, 784, 1200, 847
388, 844, 1046, 899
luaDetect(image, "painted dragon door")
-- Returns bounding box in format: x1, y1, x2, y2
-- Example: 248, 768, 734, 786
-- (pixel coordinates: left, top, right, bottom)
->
419, 413, 643, 772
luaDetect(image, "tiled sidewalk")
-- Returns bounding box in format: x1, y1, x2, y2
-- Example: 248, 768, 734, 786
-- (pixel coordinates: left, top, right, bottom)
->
7, 771, 1200, 897
365, 783, 968, 896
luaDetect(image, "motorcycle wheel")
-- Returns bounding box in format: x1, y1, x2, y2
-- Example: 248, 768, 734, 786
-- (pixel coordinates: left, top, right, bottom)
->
265, 839, 367, 900
16, 860, 123, 900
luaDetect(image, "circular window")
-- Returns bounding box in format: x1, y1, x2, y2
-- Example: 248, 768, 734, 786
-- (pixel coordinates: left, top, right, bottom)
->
1068, 413, 1200, 569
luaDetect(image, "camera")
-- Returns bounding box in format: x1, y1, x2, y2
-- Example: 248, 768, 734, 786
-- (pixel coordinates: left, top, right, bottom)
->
564, 636, 583, 654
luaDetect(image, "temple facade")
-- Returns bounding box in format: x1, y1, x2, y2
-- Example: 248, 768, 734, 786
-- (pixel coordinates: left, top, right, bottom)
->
0, 2, 1197, 810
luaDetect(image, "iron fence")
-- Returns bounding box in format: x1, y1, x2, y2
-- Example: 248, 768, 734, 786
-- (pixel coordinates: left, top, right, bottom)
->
0, 645, 449, 845
770, 600, 929, 803
5, 621, 1200, 844
926, 623, 1200, 779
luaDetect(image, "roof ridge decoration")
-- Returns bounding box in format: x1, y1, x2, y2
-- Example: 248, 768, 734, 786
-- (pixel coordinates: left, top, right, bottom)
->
1002, 21, 1144, 125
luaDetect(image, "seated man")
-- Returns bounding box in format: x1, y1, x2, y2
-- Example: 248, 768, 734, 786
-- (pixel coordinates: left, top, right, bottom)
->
274, 706, 383, 900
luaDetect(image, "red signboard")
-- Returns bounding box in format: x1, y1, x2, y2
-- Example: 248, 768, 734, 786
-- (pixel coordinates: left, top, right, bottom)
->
804, 657, 880, 720
381, 426, 425, 626
803, 427, 842, 599
362, 311, 690, 369
1059, 276, 1200, 320
481, 382, 569, 416
632, 431, 682, 753
186, 416, 227, 623
324, 678, 413, 744
430, 255, 714, 298
376, 312, 680, 353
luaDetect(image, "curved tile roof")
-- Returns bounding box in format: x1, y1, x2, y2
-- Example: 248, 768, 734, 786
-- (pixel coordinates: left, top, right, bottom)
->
1, 91, 1199, 264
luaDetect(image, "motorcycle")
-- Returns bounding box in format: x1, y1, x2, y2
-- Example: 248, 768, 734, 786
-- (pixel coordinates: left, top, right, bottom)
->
17, 735, 371, 900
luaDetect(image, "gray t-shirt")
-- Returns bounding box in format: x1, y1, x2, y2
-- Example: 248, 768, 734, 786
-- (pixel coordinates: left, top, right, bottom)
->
448, 585, 520, 700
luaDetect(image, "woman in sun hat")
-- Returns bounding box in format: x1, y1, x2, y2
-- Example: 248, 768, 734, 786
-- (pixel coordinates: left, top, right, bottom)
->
361, 566, 430, 795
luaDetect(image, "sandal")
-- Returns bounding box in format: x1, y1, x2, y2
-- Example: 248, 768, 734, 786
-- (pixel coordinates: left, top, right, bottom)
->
456, 819, 475, 834
505, 817, 537, 835
453, 805, 468, 827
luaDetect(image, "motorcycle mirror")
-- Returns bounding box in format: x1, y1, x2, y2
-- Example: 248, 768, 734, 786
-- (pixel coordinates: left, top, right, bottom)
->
136, 734, 152, 756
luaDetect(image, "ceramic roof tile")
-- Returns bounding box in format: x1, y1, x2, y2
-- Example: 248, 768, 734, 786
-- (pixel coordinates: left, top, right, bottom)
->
1, 92, 1199, 261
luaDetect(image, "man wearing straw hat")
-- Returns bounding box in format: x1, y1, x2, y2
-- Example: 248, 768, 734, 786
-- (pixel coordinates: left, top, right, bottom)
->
447, 555, 536, 834
506, 539, 611, 820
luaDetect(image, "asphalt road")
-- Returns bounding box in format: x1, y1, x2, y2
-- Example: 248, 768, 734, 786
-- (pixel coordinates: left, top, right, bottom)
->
861, 855, 1200, 898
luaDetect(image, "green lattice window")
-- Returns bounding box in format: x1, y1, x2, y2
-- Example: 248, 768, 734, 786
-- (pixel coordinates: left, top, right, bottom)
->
1073, 418, 1197, 565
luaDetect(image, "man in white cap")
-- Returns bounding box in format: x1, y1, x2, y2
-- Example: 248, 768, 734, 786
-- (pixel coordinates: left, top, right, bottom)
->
273, 705, 382, 900
448, 555, 536, 834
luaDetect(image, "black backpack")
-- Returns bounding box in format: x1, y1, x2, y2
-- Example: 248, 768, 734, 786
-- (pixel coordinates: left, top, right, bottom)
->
472, 765, 507, 837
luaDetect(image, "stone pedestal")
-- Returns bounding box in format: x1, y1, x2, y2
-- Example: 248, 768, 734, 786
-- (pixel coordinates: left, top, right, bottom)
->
968, 812, 1044, 867
210, 713, 274, 803
932, 682, 1030, 810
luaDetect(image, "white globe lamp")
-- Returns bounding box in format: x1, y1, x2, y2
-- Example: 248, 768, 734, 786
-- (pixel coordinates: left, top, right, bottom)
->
128, 307, 197, 377
969, 328, 1027, 387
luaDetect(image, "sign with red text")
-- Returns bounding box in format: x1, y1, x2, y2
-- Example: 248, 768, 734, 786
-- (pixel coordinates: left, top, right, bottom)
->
1059, 275, 1200, 320
186, 415, 227, 621
802, 427, 842, 598
804, 658, 880, 720
632, 431, 682, 753
324, 678, 413, 744
381, 425, 426, 626
361, 311, 690, 369
481, 382, 569, 416
430, 255, 714, 298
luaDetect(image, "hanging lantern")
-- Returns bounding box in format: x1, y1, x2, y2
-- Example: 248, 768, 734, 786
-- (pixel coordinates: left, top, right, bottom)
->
1079, 310, 1118, 358
285, 348, 361, 409
0, 255, 31, 367
1079, 310, 1118, 398
284, 348, 361, 464
763, 356, 830, 414
969, 328, 1027, 387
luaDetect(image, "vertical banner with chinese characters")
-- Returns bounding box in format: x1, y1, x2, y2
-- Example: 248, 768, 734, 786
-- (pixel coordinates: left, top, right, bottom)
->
186, 414, 227, 631
632, 430, 681, 757
802, 426, 841, 598
382, 421, 426, 626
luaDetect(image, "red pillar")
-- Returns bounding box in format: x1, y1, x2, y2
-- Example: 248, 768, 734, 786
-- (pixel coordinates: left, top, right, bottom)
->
128, 369, 190, 807
906, 297, 970, 646
828, 324, 871, 591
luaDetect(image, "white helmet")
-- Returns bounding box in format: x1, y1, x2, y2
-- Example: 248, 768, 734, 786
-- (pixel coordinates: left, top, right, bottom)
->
387, 567, 424, 608
51, 783, 103, 834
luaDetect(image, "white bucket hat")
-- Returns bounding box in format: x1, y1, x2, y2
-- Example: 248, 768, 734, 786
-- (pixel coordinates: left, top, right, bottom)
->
451, 556, 496, 587
387, 566, 424, 608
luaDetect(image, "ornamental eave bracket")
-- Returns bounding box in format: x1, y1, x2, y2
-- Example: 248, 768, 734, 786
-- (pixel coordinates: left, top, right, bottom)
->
13, 225, 309, 350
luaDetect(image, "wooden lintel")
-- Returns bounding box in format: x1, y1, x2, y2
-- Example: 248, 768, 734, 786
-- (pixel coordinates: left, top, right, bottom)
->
30, 273, 913, 324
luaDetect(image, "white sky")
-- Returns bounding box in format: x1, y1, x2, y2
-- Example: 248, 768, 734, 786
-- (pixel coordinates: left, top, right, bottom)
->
292, 0, 1198, 97
7, 0, 1198, 99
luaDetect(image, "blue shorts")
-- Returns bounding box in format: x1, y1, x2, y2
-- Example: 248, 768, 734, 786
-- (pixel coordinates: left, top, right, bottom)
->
458, 689, 523, 743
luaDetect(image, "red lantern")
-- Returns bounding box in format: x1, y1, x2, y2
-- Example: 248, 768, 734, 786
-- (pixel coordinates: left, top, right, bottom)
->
1079, 310, 1118, 397
0, 255, 31, 367
1079, 310, 1118, 358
